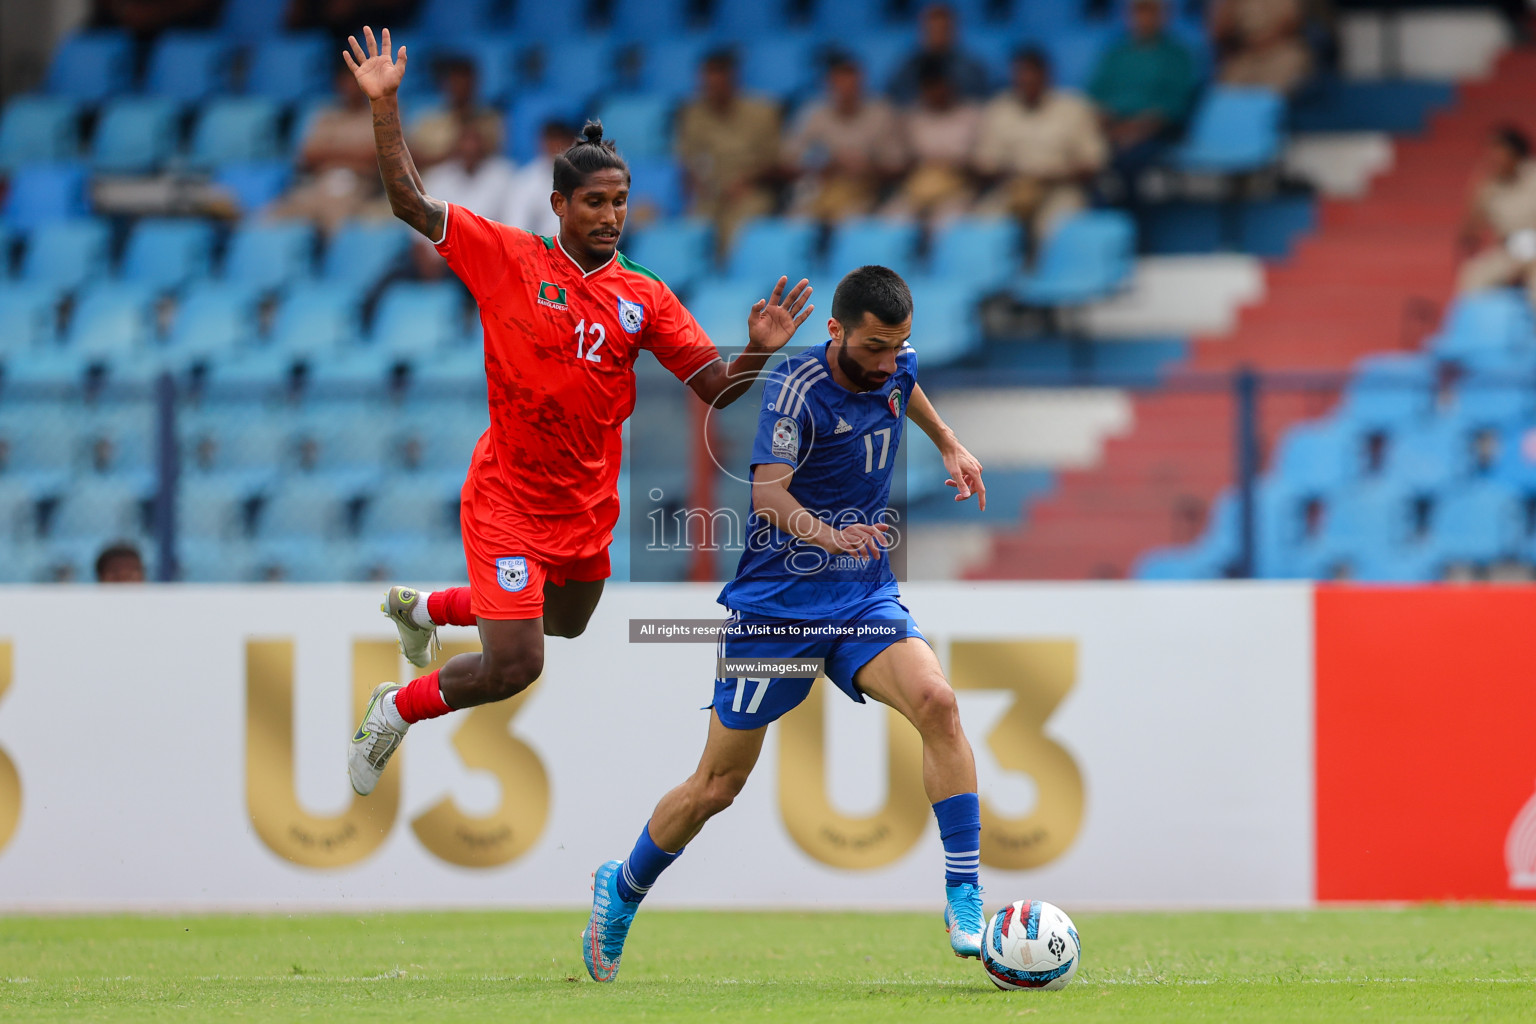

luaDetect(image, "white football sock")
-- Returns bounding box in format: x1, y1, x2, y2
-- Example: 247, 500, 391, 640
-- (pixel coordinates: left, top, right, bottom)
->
410, 591, 436, 630
382, 690, 409, 731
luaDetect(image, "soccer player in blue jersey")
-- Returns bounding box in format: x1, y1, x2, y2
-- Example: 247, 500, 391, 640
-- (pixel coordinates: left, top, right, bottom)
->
583, 266, 990, 982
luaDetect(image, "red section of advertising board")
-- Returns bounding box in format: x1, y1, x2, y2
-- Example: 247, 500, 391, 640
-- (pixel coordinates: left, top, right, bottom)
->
1316, 586, 1536, 901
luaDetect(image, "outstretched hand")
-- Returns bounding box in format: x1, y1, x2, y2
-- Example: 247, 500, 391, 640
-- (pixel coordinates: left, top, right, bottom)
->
942, 444, 987, 510
746, 277, 814, 354
343, 26, 406, 101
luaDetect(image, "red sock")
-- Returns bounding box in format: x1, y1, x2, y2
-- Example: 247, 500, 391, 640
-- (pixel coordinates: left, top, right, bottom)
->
394, 670, 452, 723
427, 587, 475, 627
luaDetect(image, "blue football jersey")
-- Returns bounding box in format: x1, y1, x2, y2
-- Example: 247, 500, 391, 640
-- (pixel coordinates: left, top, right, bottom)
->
718, 340, 918, 619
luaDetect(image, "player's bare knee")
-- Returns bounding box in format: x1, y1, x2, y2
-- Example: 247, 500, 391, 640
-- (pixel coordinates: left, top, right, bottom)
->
909, 678, 960, 738
543, 618, 588, 639
694, 769, 748, 818
478, 650, 543, 702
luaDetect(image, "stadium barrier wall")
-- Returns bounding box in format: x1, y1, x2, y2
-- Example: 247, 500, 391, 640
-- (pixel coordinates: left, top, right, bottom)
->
0, 583, 1316, 910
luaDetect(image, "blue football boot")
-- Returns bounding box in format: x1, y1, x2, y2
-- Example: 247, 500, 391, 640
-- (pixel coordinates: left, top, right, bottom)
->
944, 881, 985, 958
582, 860, 640, 982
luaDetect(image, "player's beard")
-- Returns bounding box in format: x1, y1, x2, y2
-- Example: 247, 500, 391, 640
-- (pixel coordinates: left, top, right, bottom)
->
836, 339, 889, 392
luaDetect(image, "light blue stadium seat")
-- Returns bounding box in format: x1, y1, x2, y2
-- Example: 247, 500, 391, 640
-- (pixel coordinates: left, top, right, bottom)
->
47, 474, 152, 540
1305, 480, 1417, 576
1381, 419, 1471, 490
1271, 416, 1356, 492
45, 32, 132, 102
20, 218, 110, 290
930, 217, 1022, 292
0, 285, 60, 351
598, 94, 673, 160
372, 282, 464, 354
906, 277, 981, 368
1173, 87, 1286, 173
288, 404, 394, 471
222, 222, 317, 291
810, 0, 888, 34
253, 537, 360, 582
1014, 210, 1134, 306
512, 0, 587, 37
625, 218, 713, 294
1494, 423, 1536, 488
356, 535, 468, 583
91, 97, 179, 174
636, 35, 720, 101
1045, 26, 1114, 90
0, 96, 80, 170
1429, 478, 1523, 565
305, 347, 400, 389
425, 36, 520, 105
162, 282, 262, 369
218, 0, 286, 36
180, 407, 290, 472
849, 31, 918, 95
178, 474, 261, 540
358, 475, 462, 539
145, 31, 231, 102
267, 282, 360, 351
1429, 289, 1536, 363
322, 220, 412, 290
213, 161, 292, 215
739, 34, 817, 99
1, 163, 88, 230
415, 0, 504, 38
609, 0, 692, 40
1443, 375, 1536, 429
1336, 353, 1435, 433
245, 33, 331, 103
685, 279, 765, 348
257, 476, 362, 538
189, 98, 281, 168
411, 340, 487, 392
121, 218, 216, 291
1133, 543, 1227, 580
507, 91, 589, 163
710, 0, 795, 38
727, 218, 819, 284
627, 156, 685, 219
64, 283, 157, 360
534, 38, 617, 107
825, 218, 921, 281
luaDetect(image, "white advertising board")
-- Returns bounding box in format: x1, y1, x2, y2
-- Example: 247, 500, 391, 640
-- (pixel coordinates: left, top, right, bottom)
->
0, 582, 1312, 910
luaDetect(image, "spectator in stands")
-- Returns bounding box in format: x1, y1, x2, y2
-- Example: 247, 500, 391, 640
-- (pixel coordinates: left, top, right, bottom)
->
1457, 125, 1536, 304
408, 55, 505, 168
288, 0, 421, 45
1209, 0, 1314, 95
784, 53, 905, 223
503, 121, 570, 238
413, 122, 519, 278
974, 48, 1107, 244
89, 0, 218, 38
95, 542, 145, 583
889, 2, 992, 103
675, 50, 782, 250
884, 58, 981, 222
269, 67, 391, 233
1088, 0, 1199, 207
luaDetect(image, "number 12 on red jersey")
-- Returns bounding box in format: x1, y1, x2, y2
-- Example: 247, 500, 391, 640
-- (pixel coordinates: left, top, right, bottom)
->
574, 320, 606, 363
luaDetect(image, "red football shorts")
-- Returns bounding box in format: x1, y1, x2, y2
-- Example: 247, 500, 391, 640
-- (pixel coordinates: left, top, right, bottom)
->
459, 448, 619, 621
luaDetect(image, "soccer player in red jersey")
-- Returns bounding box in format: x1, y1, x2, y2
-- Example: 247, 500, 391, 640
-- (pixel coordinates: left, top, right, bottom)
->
343, 27, 816, 795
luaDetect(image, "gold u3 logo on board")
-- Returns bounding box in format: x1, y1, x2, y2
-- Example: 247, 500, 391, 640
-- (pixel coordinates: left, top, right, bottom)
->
0, 641, 19, 856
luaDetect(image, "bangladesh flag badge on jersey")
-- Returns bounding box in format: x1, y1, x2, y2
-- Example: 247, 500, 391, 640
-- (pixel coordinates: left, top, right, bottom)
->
537, 281, 568, 310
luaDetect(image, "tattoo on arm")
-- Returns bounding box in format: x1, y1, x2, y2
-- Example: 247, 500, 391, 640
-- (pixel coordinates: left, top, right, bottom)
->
370, 98, 445, 241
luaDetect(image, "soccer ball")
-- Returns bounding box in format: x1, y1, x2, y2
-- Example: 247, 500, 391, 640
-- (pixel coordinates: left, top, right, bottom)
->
980, 899, 1080, 991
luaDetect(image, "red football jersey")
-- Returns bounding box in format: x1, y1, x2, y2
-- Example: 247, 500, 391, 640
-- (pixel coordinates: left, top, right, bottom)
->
434, 203, 721, 514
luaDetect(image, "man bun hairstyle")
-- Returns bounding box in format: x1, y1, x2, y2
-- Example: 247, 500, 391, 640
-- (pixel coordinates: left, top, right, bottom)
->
832, 265, 913, 333
553, 118, 630, 197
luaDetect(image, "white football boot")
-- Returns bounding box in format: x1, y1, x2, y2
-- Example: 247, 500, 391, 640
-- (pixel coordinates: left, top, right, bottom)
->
349, 682, 406, 796
382, 585, 439, 668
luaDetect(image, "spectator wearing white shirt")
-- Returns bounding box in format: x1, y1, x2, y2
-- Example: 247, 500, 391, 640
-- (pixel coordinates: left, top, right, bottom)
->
413, 122, 518, 278
502, 121, 571, 239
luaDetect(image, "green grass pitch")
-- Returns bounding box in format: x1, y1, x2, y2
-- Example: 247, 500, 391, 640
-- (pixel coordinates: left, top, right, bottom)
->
2, 906, 1533, 1022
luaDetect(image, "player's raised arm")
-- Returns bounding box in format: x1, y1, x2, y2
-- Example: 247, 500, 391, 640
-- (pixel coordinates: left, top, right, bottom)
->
906, 384, 986, 510
688, 276, 815, 408
750, 462, 888, 560
343, 26, 446, 242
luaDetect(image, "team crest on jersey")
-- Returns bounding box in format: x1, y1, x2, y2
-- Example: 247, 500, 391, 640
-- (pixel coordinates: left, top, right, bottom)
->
771, 416, 799, 460
888, 387, 903, 419
537, 281, 568, 310
617, 297, 645, 334
496, 556, 529, 592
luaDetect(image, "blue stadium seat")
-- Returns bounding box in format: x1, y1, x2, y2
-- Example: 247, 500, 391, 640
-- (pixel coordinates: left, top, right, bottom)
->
1429, 289, 1536, 363
0, 285, 60, 351
905, 277, 981, 368
1014, 210, 1134, 306
372, 282, 465, 354
289, 404, 394, 471
358, 476, 462, 539
1443, 374, 1536, 429
1172, 87, 1285, 173
930, 217, 1022, 292
512, 0, 588, 37
64, 283, 157, 359
1310, 480, 1417, 575
507, 91, 589, 163
848, 31, 920, 97
711, 0, 795, 38
534, 39, 617, 107
306, 347, 401, 388
221, 222, 317, 291
145, 31, 231, 102
322, 220, 412, 290
1009, 0, 1090, 33
1271, 416, 1355, 492
625, 219, 713, 294
355, 536, 467, 583
257, 477, 364, 538
825, 218, 921, 281
726, 218, 819, 284
179, 407, 290, 472
0, 96, 80, 170
598, 94, 673, 160
217, 0, 286, 36
188, 98, 281, 168
255, 537, 365, 582
685, 279, 764, 348
48, 475, 152, 541
414, 0, 504, 37
91, 97, 180, 174
44, 32, 132, 102
810, 0, 888, 34
627, 157, 686, 219
739, 34, 817, 99
1336, 353, 1435, 434
245, 33, 331, 103
411, 344, 487, 392
1381, 419, 1471, 491
121, 219, 216, 291
1045, 26, 1114, 90
267, 282, 360, 351
636, 35, 720, 101
425, 37, 520, 106
20, 219, 110, 291
609, 0, 692, 40
1428, 479, 1523, 565
179, 475, 261, 540
213, 161, 292, 215
1, 162, 89, 230
162, 283, 263, 370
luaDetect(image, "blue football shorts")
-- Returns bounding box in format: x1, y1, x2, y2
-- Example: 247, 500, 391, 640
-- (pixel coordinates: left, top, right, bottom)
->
709, 593, 927, 730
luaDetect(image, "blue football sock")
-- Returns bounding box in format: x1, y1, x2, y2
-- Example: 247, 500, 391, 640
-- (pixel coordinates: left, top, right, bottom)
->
616, 820, 682, 904
933, 792, 981, 886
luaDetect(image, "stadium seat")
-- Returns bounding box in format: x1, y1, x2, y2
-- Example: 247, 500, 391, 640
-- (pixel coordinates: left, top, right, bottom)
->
20, 219, 111, 291
267, 282, 361, 352
217, 0, 286, 36
0, 96, 80, 170
0, 285, 60, 351
711, 0, 796, 38
1013, 210, 1134, 306
597, 94, 673, 160
188, 98, 281, 168
533, 38, 617, 107
411, 344, 487, 392
625, 219, 713, 294
507, 91, 588, 163
358, 475, 462, 539
1307, 480, 1418, 575
44, 32, 132, 102
512, 0, 588, 38
178, 475, 261, 540
929, 217, 1022, 293
673, 278, 761, 349
414, 0, 504, 38
121, 219, 217, 292
322, 220, 412, 291
1428, 478, 1523, 565
1429, 289, 1536, 363
848, 31, 919, 95
253, 536, 361, 582
212, 161, 292, 215
609, 0, 692, 40
809, 0, 888, 34
257, 477, 364, 538
371, 282, 465, 355
90, 97, 180, 174
636, 35, 720, 102
287, 404, 395, 472
1, 162, 89, 230
1381, 419, 1472, 491
1271, 416, 1356, 493
825, 219, 922, 282
726, 218, 819, 284
739, 34, 818, 99
306, 347, 402, 389
1442, 374, 1536, 429
179, 407, 290, 473
145, 31, 231, 102
906, 277, 982, 368
1172, 87, 1286, 174
161, 283, 263, 370
1336, 353, 1436, 434
1044, 26, 1114, 90
63, 283, 157, 360
221, 222, 317, 291
425, 37, 520, 106
355, 535, 467, 584
627, 157, 686, 219
245, 33, 331, 103
47, 474, 152, 541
